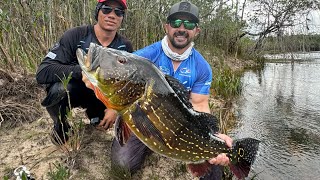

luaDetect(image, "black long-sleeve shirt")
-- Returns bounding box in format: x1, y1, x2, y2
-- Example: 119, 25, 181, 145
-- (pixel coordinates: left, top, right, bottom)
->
36, 25, 133, 84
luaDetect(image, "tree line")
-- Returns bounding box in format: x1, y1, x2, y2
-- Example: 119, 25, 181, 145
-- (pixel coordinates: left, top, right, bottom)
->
263, 34, 320, 53
0, 0, 319, 73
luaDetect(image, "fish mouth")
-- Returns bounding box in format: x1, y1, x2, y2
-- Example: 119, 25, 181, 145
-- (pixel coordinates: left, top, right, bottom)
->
76, 48, 98, 87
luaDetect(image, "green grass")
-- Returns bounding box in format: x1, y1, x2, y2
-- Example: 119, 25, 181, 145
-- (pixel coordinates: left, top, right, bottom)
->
108, 163, 132, 180
2, 166, 13, 180
211, 65, 242, 100
47, 163, 70, 180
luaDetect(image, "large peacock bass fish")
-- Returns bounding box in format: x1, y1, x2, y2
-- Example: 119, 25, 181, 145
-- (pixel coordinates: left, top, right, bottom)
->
76, 43, 260, 179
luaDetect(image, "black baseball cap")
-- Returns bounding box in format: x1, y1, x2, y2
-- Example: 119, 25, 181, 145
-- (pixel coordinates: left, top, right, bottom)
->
167, 1, 199, 23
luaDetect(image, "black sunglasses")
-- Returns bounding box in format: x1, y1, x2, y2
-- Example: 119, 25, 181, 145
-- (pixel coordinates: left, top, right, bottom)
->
168, 19, 198, 30
100, 5, 125, 17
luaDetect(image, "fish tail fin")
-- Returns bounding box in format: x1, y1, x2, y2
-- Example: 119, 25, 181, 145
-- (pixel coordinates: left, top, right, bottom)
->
187, 161, 212, 177
228, 138, 260, 179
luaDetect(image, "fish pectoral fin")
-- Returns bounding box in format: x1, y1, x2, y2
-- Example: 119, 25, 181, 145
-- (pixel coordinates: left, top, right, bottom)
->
131, 104, 166, 146
187, 161, 213, 177
114, 116, 131, 146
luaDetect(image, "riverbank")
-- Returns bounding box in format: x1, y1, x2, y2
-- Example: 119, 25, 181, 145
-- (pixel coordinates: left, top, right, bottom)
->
0, 55, 258, 179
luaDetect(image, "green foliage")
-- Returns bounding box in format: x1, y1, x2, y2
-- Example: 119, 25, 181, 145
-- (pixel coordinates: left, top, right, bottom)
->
263, 34, 320, 53
0, 0, 95, 73
51, 73, 85, 165
124, 0, 168, 49
1, 166, 12, 180
47, 163, 70, 180
108, 164, 132, 180
211, 66, 242, 99
20, 172, 28, 180
200, 7, 247, 55
237, 37, 256, 57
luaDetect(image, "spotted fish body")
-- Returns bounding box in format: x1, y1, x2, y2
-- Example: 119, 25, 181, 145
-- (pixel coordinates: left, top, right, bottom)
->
77, 43, 260, 179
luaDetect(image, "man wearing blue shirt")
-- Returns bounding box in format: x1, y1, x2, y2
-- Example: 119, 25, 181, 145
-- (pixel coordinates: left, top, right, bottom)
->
110, 1, 233, 179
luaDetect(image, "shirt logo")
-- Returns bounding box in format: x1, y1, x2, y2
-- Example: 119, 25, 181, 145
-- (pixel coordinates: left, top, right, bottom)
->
205, 81, 212, 86
159, 66, 170, 75
46, 52, 57, 59
180, 67, 191, 74
179, 67, 191, 77
179, 2, 191, 12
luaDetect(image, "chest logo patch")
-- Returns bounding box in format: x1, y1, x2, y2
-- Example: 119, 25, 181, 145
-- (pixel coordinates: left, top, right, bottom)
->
180, 67, 191, 74
159, 66, 170, 75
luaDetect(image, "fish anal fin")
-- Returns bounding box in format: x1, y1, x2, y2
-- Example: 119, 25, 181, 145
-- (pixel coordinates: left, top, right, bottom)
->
229, 163, 250, 180
131, 103, 166, 146
187, 161, 212, 177
114, 116, 131, 146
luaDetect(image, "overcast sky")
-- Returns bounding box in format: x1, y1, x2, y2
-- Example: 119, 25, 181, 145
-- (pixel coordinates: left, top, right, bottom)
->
306, 10, 320, 34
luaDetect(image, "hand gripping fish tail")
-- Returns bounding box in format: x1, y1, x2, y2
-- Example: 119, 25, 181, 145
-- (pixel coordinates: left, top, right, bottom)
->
186, 138, 260, 179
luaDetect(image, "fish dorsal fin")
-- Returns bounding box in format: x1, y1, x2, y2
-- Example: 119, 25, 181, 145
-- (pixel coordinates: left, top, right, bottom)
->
164, 75, 193, 109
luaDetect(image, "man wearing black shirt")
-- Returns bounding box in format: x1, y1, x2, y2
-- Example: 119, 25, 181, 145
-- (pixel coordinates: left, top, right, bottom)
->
36, 0, 132, 145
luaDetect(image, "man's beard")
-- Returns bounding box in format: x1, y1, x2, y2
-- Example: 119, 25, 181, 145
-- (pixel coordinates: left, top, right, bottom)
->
167, 31, 193, 49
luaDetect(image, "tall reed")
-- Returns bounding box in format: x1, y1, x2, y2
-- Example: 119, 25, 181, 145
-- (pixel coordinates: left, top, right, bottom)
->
1, 0, 256, 74
211, 66, 242, 100
0, 0, 95, 73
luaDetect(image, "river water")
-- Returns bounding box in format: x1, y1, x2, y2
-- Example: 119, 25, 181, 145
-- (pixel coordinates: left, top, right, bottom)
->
231, 52, 320, 180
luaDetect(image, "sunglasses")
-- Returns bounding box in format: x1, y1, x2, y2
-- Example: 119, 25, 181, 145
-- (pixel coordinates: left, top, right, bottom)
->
100, 5, 125, 17
168, 19, 198, 30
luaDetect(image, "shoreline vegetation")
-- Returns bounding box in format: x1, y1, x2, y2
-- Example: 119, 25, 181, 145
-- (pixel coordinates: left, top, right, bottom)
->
1, 0, 318, 179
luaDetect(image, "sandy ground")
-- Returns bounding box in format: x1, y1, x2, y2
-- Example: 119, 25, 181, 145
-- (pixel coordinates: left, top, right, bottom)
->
0, 71, 197, 179
0, 107, 198, 180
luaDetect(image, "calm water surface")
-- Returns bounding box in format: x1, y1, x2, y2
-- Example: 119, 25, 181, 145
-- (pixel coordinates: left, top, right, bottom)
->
231, 52, 320, 180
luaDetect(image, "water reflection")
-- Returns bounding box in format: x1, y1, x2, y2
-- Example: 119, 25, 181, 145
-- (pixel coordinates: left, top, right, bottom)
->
231, 53, 320, 180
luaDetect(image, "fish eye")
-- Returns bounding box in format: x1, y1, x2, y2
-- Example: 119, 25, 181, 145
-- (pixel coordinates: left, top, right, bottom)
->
117, 57, 127, 64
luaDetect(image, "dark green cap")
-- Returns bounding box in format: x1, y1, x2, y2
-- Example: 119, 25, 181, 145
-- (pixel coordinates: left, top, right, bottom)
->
167, 1, 199, 23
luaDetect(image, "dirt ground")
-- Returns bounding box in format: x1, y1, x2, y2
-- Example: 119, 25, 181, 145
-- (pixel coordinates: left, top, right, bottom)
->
0, 71, 198, 180
0, 112, 197, 180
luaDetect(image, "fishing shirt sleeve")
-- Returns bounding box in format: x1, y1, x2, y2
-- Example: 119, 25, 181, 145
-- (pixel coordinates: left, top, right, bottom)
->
36, 27, 86, 84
